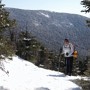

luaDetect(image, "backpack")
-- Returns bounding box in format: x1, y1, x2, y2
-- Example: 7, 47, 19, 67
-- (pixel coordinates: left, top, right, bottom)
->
73, 50, 78, 59
69, 43, 78, 59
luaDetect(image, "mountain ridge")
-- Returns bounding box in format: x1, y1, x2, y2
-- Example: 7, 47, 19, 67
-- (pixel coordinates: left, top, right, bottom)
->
6, 8, 90, 56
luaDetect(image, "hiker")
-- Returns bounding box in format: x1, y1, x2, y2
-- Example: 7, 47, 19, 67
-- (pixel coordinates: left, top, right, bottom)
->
62, 39, 74, 76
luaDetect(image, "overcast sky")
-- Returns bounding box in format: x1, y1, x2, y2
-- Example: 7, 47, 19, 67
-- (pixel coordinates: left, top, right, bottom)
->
2, 0, 90, 17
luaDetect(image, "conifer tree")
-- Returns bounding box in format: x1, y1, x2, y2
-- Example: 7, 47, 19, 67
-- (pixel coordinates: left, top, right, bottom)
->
81, 0, 90, 26
0, 0, 16, 59
16, 30, 40, 62
81, 0, 90, 76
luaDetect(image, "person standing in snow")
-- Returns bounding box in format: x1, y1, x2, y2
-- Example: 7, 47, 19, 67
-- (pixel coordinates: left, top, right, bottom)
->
62, 39, 74, 76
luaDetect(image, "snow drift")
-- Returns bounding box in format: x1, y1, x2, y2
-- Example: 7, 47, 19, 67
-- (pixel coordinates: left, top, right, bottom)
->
0, 56, 81, 90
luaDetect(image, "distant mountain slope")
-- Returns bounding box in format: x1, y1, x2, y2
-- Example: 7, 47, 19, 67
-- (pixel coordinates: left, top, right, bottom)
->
6, 8, 90, 56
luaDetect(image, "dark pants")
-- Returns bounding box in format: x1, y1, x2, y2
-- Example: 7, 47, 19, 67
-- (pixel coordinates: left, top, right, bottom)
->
65, 57, 73, 76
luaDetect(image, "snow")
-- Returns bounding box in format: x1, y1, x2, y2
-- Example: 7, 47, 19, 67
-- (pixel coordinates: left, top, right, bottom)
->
33, 21, 40, 26
40, 12, 50, 18
61, 22, 74, 27
0, 56, 82, 90
23, 38, 32, 41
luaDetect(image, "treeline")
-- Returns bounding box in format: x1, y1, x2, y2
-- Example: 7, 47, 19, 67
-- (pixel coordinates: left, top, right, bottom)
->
0, 1, 16, 59
9, 29, 90, 76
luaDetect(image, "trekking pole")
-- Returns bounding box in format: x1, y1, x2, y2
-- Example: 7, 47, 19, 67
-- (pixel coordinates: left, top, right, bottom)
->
58, 47, 62, 72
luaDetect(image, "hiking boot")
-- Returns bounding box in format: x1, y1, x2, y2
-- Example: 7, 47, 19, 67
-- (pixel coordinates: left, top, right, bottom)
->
68, 73, 72, 76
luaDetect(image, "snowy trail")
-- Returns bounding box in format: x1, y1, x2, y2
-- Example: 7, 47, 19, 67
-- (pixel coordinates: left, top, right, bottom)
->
0, 56, 81, 90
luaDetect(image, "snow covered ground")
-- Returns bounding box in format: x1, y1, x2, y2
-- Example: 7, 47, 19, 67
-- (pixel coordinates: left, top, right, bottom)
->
0, 56, 82, 90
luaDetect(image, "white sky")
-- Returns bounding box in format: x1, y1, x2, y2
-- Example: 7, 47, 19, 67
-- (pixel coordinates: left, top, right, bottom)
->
2, 0, 89, 17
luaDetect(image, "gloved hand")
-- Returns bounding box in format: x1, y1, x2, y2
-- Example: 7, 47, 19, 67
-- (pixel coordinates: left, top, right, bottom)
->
66, 53, 69, 56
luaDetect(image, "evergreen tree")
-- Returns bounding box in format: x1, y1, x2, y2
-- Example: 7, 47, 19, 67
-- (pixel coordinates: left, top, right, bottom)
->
0, 1, 16, 59
81, 0, 90, 76
81, 0, 90, 26
81, 0, 90, 13
36, 46, 48, 67
16, 30, 40, 62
